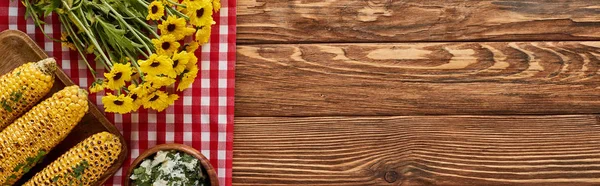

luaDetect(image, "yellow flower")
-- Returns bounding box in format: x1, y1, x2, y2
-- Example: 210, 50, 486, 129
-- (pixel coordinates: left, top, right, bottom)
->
146, 75, 176, 89
104, 63, 133, 90
143, 90, 179, 112
183, 41, 200, 53
127, 84, 148, 112
187, 51, 199, 66
171, 51, 191, 74
158, 16, 196, 40
212, 0, 221, 12
60, 32, 76, 50
152, 34, 180, 56
184, 0, 214, 27
182, 0, 203, 6
178, 55, 199, 91
102, 93, 134, 114
147, 1, 165, 20
195, 24, 212, 44
177, 64, 199, 91
139, 54, 176, 78
89, 80, 106, 93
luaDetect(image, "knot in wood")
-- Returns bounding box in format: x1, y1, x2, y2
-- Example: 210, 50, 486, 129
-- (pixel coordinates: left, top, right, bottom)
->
384, 171, 398, 183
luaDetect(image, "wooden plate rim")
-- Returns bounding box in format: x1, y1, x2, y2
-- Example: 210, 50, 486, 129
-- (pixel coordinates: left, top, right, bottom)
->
124, 143, 220, 186
0, 29, 129, 185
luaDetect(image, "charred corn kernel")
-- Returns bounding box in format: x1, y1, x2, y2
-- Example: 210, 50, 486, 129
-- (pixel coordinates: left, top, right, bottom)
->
0, 58, 56, 129
0, 86, 88, 185
24, 132, 122, 186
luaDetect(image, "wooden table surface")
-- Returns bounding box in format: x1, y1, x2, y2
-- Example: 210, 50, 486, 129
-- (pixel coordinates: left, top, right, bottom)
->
234, 1, 600, 185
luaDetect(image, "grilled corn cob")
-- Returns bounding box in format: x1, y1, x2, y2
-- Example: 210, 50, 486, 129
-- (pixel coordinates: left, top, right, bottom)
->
24, 132, 122, 186
0, 58, 56, 129
0, 86, 89, 185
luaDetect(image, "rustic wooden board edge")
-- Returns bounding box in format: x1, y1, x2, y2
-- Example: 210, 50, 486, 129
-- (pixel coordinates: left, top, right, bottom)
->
125, 144, 220, 186
0, 30, 128, 185
234, 115, 600, 186
237, 0, 600, 44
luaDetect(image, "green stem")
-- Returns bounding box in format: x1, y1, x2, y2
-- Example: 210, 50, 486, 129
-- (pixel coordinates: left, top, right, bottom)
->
135, 0, 149, 7
69, 0, 84, 11
70, 9, 113, 68
165, 6, 174, 16
134, 30, 152, 51
123, 8, 160, 38
106, 13, 153, 45
136, 47, 150, 58
22, 0, 62, 42
98, 33, 116, 64
166, 6, 189, 20
76, 8, 93, 32
133, 28, 153, 45
166, 0, 187, 7
102, 0, 152, 54
124, 50, 146, 81
60, 16, 98, 79
63, 1, 112, 68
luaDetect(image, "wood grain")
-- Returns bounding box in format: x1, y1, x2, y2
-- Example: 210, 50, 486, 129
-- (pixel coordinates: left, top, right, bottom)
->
0, 30, 128, 185
236, 42, 600, 116
234, 115, 600, 186
238, 0, 600, 44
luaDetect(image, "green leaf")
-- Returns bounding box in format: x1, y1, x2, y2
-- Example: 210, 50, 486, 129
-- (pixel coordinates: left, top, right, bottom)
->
52, 175, 61, 183
133, 167, 146, 175
12, 163, 24, 172
1, 99, 13, 112
40, 0, 61, 17
87, 1, 111, 14
95, 17, 139, 59
70, 160, 89, 180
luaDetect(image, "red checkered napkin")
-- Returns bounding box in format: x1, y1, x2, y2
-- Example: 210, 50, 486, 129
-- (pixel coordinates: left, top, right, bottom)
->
0, 0, 235, 185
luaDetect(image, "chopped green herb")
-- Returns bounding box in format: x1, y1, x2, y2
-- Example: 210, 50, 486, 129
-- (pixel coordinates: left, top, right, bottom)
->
71, 160, 89, 180
1, 99, 12, 112
12, 163, 24, 172
3, 174, 17, 185
52, 175, 61, 183
130, 150, 207, 186
1, 89, 27, 112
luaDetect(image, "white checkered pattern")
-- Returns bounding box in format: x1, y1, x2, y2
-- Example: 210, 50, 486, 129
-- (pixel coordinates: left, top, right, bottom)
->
0, 0, 235, 185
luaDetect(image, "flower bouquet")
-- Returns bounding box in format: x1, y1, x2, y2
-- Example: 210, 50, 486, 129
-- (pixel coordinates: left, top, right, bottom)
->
21, 0, 220, 114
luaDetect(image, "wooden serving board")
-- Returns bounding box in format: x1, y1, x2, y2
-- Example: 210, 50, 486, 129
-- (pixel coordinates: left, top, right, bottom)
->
0, 30, 127, 185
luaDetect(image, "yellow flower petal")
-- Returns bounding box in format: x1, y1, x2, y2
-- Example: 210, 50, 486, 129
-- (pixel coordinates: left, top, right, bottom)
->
139, 54, 177, 78
147, 1, 165, 21
158, 16, 196, 40
177, 64, 199, 91
127, 84, 149, 111
172, 51, 191, 74
143, 90, 179, 112
146, 75, 176, 89
104, 63, 133, 90
195, 23, 212, 44
212, 0, 221, 12
89, 80, 106, 93
60, 32, 77, 51
184, 41, 200, 53
184, 0, 214, 27
152, 34, 181, 56
102, 93, 134, 114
